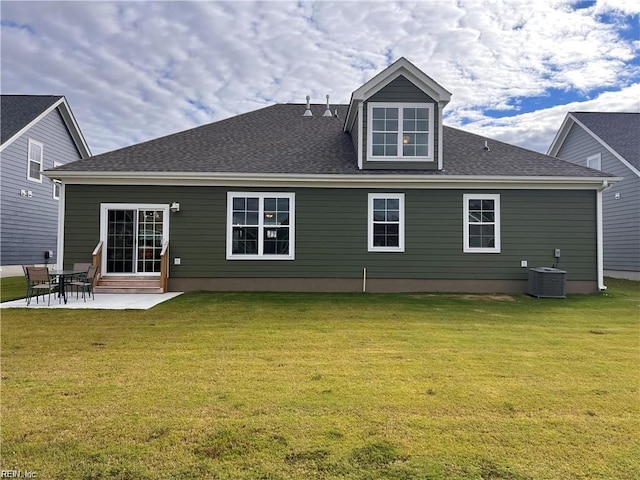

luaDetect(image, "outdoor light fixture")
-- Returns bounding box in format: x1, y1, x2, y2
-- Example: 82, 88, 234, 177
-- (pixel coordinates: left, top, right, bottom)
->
170, 202, 180, 213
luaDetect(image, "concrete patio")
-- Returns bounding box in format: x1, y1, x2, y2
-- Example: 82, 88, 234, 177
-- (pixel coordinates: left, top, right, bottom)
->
1, 292, 183, 310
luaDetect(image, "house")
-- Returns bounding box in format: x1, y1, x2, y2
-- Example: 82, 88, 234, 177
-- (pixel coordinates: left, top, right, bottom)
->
548, 112, 639, 281
1, 95, 91, 276
46, 58, 619, 294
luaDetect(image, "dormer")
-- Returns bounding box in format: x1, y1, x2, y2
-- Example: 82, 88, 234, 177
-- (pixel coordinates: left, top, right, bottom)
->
344, 57, 451, 170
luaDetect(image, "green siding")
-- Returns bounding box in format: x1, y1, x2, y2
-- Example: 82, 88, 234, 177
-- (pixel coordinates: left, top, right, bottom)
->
362, 75, 439, 170
64, 185, 597, 282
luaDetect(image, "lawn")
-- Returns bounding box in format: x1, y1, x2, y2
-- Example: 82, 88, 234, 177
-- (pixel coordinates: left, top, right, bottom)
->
0, 279, 638, 479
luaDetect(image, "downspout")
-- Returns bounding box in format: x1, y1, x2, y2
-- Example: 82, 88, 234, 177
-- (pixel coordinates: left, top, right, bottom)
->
596, 180, 610, 291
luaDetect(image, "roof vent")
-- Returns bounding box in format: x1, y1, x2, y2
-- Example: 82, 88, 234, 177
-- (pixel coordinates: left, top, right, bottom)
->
483, 140, 490, 151
303, 95, 312, 116
323, 94, 332, 117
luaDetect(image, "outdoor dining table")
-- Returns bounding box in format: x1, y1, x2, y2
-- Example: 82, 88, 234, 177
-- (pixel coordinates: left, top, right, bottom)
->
48, 269, 82, 304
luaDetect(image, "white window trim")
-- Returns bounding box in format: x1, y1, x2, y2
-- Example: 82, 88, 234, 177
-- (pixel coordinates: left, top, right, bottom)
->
586, 153, 601, 171
368, 193, 405, 252
27, 139, 43, 183
463, 193, 501, 254
366, 102, 434, 162
52, 161, 62, 200
226, 192, 295, 260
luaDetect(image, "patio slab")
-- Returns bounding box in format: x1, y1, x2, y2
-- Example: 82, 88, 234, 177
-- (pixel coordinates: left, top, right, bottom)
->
0, 292, 183, 310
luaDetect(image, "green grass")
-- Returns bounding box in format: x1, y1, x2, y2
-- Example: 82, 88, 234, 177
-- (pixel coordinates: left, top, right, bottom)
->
1, 278, 638, 479
1, 275, 26, 302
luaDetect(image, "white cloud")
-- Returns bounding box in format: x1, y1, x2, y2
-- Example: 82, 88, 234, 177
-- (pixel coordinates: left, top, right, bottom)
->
455, 82, 640, 154
1, 0, 638, 154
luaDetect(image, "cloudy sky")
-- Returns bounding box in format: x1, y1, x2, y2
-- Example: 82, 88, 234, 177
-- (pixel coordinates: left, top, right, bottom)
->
2, 0, 639, 156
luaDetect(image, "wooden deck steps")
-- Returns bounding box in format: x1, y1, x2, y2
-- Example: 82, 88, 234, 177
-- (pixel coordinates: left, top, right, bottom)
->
95, 275, 164, 294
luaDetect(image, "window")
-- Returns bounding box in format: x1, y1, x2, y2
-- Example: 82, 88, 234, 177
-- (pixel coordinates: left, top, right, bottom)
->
227, 192, 295, 260
368, 193, 405, 252
367, 103, 433, 161
463, 194, 501, 253
586, 153, 601, 171
27, 139, 43, 182
52, 161, 62, 199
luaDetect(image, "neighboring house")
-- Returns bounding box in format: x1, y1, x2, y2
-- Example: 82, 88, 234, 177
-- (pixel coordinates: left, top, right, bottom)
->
0, 95, 91, 276
47, 58, 618, 294
548, 112, 640, 281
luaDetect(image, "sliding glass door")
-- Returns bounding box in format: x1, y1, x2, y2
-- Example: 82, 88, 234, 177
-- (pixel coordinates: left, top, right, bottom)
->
101, 204, 169, 275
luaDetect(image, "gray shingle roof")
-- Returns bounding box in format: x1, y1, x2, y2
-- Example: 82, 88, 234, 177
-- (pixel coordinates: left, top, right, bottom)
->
1, 95, 63, 145
53, 103, 611, 178
571, 112, 640, 170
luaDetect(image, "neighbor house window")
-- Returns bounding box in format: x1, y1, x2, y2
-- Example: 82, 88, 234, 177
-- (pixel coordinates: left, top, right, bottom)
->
586, 153, 601, 171
463, 194, 501, 253
52, 161, 62, 200
27, 139, 43, 182
367, 103, 433, 161
368, 193, 405, 252
227, 192, 295, 260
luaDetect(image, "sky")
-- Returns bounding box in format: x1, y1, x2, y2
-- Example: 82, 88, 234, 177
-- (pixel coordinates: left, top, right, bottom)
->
1, 0, 639, 156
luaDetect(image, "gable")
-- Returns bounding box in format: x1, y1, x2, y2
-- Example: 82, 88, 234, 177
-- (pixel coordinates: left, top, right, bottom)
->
549, 112, 640, 178
368, 75, 435, 103
348, 57, 451, 105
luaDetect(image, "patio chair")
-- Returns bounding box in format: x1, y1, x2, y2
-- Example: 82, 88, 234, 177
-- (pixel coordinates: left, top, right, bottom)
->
69, 263, 92, 297
68, 264, 98, 301
25, 266, 58, 306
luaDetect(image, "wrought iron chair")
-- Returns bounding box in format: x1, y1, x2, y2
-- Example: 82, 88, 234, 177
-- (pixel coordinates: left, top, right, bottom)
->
25, 266, 58, 306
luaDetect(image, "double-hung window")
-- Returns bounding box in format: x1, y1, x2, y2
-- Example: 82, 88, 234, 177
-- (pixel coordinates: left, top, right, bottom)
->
368, 193, 405, 252
227, 192, 295, 260
368, 103, 433, 161
27, 139, 43, 182
463, 194, 501, 253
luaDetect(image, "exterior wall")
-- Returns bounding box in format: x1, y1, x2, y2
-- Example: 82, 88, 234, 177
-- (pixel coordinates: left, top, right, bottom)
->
0, 108, 82, 269
361, 75, 439, 170
555, 124, 640, 274
63, 184, 598, 292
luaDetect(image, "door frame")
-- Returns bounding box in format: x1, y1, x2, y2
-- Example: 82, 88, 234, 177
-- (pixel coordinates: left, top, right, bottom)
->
99, 203, 170, 277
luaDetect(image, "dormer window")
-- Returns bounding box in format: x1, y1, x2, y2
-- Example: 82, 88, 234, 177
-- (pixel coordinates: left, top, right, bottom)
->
367, 103, 434, 161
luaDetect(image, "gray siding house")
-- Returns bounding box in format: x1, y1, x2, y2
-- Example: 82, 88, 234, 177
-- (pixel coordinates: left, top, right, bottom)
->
1, 95, 91, 276
549, 112, 639, 280
48, 58, 618, 294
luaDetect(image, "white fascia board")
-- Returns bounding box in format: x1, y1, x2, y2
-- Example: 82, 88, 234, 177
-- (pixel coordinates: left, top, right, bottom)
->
46, 170, 622, 190
547, 113, 573, 156
57, 97, 92, 158
343, 93, 357, 132
357, 103, 363, 170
